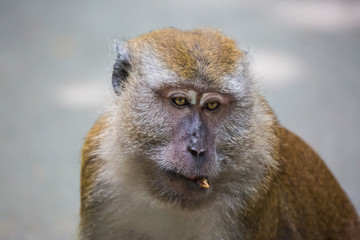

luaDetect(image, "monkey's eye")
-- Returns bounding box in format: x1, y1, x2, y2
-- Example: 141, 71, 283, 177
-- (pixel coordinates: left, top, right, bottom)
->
205, 101, 219, 111
172, 97, 189, 107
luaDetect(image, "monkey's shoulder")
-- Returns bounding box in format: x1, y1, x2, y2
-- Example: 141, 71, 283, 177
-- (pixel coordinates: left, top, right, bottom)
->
274, 126, 343, 195
80, 115, 109, 211
273, 126, 360, 239
275, 126, 323, 168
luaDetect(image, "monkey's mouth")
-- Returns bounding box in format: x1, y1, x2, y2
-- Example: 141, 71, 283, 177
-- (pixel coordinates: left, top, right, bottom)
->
151, 169, 213, 207
166, 170, 210, 189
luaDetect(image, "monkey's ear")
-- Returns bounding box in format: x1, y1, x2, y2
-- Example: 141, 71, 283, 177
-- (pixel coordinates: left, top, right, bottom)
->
112, 45, 131, 95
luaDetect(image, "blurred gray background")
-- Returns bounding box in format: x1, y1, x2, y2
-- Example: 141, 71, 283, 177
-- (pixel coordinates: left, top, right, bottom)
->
0, 0, 359, 239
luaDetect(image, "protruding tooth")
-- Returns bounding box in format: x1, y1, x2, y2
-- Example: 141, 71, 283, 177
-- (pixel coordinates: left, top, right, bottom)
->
196, 178, 210, 189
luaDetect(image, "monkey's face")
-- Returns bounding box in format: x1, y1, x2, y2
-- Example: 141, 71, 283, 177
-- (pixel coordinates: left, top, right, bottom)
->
154, 87, 234, 199
111, 29, 269, 209
117, 80, 250, 208
115, 77, 254, 209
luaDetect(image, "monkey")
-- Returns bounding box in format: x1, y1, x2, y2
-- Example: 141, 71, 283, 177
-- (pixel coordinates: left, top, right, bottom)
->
78, 28, 360, 240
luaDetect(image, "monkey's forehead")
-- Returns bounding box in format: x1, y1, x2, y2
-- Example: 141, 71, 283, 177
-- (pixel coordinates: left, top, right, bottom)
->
127, 28, 246, 82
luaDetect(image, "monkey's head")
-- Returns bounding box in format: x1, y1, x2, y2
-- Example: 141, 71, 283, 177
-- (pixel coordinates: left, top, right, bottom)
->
104, 28, 278, 210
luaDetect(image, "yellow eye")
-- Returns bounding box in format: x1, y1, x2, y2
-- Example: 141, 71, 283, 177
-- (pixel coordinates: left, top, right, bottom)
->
172, 97, 188, 106
206, 101, 219, 110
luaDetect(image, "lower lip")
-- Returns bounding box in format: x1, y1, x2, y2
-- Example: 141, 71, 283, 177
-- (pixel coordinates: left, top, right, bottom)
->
165, 170, 209, 191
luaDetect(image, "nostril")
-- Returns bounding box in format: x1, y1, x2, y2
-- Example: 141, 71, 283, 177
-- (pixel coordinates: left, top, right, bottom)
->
188, 146, 206, 158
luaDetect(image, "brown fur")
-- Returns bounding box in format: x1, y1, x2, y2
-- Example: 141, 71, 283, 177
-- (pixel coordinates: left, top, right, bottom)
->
239, 125, 360, 239
274, 127, 360, 239
129, 28, 244, 81
80, 115, 107, 227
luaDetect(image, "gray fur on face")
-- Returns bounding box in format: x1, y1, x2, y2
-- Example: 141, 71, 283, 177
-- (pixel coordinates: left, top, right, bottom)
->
83, 33, 278, 240
100, 39, 277, 207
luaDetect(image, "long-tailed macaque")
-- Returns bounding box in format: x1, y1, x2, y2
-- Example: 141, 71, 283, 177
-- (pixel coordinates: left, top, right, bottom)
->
78, 28, 360, 240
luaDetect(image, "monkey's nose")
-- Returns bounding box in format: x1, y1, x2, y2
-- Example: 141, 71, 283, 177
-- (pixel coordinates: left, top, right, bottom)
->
188, 145, 206, 159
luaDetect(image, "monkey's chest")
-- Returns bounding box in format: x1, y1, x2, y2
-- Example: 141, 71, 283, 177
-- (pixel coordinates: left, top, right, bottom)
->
104, 195, 229, 240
